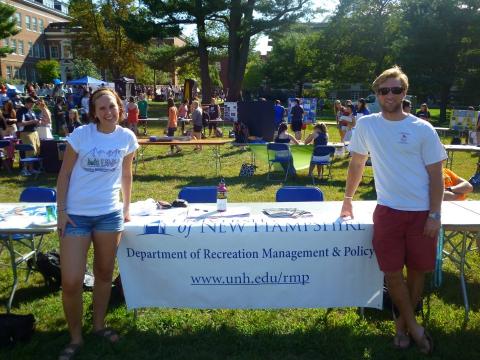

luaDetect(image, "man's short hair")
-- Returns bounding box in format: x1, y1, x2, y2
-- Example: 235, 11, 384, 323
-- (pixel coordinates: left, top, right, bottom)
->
372, 65, 409, 93
402, 99, 411, 109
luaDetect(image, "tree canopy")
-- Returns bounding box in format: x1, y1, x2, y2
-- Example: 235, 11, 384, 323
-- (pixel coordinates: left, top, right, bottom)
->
69, 0, 151, 80
122, 0, 315, 101
0, 3, 20, 58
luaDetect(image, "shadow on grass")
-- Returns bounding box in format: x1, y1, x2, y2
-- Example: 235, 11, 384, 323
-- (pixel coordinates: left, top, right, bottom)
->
2, 314, 480, 360
428, 270, 480, 312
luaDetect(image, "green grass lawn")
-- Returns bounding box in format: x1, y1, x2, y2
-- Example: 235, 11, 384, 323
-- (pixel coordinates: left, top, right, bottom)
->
1, 119, 479, 359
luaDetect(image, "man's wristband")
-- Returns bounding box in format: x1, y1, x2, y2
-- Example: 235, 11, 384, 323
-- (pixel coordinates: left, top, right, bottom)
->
344, 196, 354, 199
428, 211, 441, 221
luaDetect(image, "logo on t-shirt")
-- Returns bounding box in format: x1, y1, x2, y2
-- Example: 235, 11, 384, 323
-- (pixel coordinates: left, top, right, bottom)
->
81, 147, 122, 172
399, 132, 410, 144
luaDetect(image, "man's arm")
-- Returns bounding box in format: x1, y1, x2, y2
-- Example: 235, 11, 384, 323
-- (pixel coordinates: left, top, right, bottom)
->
425, 161, 444, 237
340, 152, 369, 218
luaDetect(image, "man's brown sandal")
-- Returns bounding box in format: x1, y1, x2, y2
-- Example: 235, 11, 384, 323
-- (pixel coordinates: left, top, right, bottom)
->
416, 329, 434, 355
393, 333, 411, 350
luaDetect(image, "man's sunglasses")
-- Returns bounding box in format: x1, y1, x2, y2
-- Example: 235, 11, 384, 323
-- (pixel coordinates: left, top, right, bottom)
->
377, 87, 404, 95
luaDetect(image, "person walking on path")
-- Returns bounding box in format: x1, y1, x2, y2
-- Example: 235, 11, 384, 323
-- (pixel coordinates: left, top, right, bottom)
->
56, 88, 138, 360
340, 66, 446, 355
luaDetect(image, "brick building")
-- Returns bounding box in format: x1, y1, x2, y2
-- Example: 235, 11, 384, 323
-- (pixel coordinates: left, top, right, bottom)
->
0, 0, 71, 82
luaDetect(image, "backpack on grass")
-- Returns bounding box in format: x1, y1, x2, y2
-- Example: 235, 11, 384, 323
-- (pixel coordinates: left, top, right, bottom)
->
0, 314, 35, 348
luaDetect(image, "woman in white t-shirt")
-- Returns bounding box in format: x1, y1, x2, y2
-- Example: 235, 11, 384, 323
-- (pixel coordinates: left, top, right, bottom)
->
56, 88, 138, 359
37, 99, 53, 139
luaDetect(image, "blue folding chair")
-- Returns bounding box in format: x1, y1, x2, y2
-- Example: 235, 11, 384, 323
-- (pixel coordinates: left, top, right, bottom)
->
310, 145, 335, 184
276, 186, 324, 202
0, 187, 56, 312
178, 186, 217, 203
267, 143, 294, 182
15, 143, 43, 178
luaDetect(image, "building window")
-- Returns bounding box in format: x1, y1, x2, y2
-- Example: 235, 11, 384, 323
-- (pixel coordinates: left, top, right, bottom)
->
18, 40, 24, 55
32, 17, 37, 32
13, 67, 20, 79
6, 66, 12, 80
25, 15, 30, 30
20, 67, 26, 80
11, 39, 16, 53
15, 13, 22, 28
40, 45, 45, 58
33, 44, 40, 58
62, 44, 72, 59
50, 45, 59, 58
28, 41, 33, 56
4, 38, 9, 47
39, 19, 44, 32
44, 0, 54, 9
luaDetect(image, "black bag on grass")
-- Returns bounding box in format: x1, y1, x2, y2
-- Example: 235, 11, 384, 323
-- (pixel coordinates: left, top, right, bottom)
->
0, 314, 35, 348
34, 251, 61, 290
239, 163, 255, 177
451, 137, 462, 145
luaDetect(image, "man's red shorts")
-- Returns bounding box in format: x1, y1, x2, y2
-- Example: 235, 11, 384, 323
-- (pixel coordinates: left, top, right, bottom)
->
372, 205, 437, 273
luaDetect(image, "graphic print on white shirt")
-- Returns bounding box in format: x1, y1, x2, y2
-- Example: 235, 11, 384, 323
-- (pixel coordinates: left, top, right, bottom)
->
66, 123, 139, 216
81, 147, 122, 172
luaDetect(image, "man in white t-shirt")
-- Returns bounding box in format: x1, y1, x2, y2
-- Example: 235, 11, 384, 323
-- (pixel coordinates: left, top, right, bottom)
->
340, 66, 446, 355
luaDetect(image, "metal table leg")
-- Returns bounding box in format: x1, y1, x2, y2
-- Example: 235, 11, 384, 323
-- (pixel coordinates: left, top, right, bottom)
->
6, 235, 18, 313
134, 145, 147, 176
459, 232, 470, 323
212, 145, 221, 175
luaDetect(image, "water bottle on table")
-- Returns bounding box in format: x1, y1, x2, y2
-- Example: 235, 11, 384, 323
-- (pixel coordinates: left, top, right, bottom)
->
46, 204, 57, 223
217, 178, 227, 212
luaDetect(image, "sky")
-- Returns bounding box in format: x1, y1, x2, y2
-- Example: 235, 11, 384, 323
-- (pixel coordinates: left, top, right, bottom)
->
255, 0, 339, 54
181, 0, 340, 54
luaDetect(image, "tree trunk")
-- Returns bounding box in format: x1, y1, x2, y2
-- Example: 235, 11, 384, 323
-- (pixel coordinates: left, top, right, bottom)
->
196, 4, 212, 103
439, 84, 450, 124
226, 0, 252, 101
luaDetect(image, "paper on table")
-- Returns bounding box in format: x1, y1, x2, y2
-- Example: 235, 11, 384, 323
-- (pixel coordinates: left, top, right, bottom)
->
187, 205, 250, 219
262, 208, 312, 218
0, 216, 34, 230
130, 199, 159, 216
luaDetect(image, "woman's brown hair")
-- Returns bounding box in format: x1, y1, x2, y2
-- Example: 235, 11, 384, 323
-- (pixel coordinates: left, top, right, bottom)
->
88, 88, 124, 124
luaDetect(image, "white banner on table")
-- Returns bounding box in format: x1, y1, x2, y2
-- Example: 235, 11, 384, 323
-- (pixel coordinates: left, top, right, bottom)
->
118, 211, 383, 310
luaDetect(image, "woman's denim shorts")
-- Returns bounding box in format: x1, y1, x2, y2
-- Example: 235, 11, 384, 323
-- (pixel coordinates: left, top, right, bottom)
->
65, 209, 124, 237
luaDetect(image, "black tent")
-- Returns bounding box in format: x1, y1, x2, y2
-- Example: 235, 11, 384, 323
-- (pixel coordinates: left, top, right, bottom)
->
115, 77, 136, 98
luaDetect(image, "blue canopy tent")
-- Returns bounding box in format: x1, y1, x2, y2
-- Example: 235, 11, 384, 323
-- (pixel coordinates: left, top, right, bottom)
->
66, 76, 104, 86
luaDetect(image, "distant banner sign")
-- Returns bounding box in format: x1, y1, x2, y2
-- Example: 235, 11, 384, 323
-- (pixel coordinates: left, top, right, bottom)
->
287, 98, 317, 124
223, 102, 238, 122
450, 110, 479, 131
118, 208, 383, 310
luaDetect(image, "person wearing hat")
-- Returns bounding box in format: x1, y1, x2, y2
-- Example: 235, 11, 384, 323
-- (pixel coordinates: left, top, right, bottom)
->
16, 97, 40, 176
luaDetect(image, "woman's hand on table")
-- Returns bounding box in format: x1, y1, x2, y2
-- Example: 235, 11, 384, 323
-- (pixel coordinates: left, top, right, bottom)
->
123, 208, 131, 223
340, 199, 354, 219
